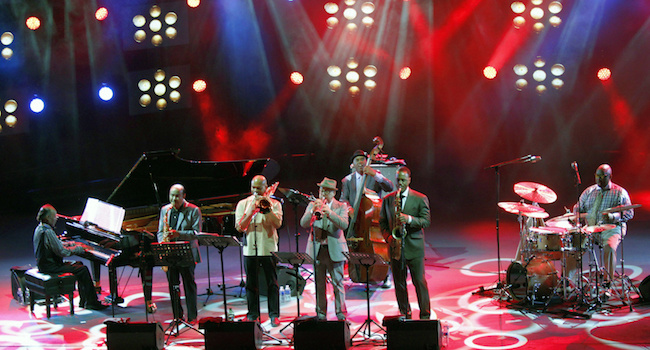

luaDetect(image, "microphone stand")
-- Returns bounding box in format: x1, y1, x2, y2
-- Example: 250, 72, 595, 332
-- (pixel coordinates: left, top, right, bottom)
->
482, 155, 539, 298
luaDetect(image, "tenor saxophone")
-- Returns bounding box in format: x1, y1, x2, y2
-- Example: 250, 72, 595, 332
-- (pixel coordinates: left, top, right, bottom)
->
161, 211, 170, 272
391, 189, 406, 260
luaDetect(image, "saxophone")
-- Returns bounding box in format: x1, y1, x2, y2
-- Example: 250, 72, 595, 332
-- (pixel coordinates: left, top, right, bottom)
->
161, 211, 170, 273
391, 189, 406, 260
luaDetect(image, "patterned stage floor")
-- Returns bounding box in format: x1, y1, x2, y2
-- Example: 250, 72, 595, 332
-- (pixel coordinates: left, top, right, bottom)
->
1, 211, 649, 349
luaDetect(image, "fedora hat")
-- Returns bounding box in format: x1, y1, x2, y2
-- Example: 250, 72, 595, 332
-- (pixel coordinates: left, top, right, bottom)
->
317, 177, 338, 190
350, 149, 367, 164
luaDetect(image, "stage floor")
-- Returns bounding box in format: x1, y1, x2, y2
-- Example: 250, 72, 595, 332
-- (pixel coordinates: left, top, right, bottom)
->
1, 212, 650, 349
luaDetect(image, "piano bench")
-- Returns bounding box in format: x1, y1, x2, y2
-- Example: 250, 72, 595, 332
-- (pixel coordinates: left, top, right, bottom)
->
24, 268, 76, 319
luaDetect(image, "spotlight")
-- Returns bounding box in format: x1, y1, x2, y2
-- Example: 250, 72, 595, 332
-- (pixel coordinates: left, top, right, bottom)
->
329, 80, 341, 92
346, 71, 360, 83
597, 68, 611, 81
530, 7, 544, 20
1, 32, 14, 45
513, 64, 528, 76
5, 115, 17, 127
348, 86, 360, 97
324, 3, 339, 14
326, 17, 339, 28
399, 67, 412, 80
515, 79, 528, 90
363, 65, 377, 78
1, 48, 12, 60
550, 64, 565, 76
95, 7, 109, 21
548, 1, 562, 14
193, 79, 207, 92
290, 72, 304, 85
343, 8, 357, 20
551, 78, 564, 89
327, 65, 342, 77
532, 70, 547, 82
26, 17, 41, 30
536, 85, 547, 94
364, 79, 376, 91
361, 2, 375, 14
187, 0, 201, 8
30, 97, 45, 113
549, 16, 561, 27
4, 100, 18, 113
511, 2, 525, 14
98, 85, 114, 101
346, 58, 359, 69
483, 66, 497, 79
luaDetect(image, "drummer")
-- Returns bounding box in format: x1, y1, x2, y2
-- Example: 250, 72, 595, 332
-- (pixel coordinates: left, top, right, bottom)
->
567, 164, 634, 287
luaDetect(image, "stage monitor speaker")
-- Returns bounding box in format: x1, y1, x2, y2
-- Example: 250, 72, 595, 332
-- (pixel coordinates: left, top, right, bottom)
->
200, 318, 262, 350
259, 266, 306, 297
639, 275, 650, 301
105, 320, 163, 350
383, 316, 442, 350
294, 316, 351, 350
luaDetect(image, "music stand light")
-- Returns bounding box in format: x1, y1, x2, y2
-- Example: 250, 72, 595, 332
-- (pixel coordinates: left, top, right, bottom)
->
151, 242, 203, 343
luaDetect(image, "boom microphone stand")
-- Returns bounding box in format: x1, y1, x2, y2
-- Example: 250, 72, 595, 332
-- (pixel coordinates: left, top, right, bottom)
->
483, 155, 541, 297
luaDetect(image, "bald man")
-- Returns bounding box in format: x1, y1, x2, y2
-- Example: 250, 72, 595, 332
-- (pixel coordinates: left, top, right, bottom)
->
157, 184, 202, 323
568, 164, 634, 290
235, 175, 283, 327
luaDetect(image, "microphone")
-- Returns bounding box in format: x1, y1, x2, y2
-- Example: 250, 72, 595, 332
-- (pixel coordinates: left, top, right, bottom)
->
571, 161, 581, 184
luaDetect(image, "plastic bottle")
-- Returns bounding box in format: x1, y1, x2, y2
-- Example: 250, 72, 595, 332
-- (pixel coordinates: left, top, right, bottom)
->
285, 284, 292, 302
280, 285, 286, 303
227, 307, 234, 321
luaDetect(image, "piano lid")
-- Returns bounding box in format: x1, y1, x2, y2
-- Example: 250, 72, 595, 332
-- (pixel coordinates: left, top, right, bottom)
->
106, 150, 279, 209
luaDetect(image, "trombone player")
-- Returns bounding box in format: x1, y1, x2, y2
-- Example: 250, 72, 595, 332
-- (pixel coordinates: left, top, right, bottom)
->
235, 175, 283, 327
379, 167, 431, 319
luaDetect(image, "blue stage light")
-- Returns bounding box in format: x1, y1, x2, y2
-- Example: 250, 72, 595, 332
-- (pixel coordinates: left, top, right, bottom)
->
99, 85, 114, 101
29, 97, 45, 113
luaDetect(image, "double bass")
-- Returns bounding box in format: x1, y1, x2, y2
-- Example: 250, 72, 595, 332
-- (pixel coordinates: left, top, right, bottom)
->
346, 137, 391, 283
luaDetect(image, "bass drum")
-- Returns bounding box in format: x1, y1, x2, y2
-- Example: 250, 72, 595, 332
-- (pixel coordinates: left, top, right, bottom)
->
506, 258, 558, 302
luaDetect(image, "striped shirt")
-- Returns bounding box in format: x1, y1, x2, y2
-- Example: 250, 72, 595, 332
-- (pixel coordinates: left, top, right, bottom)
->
578, 182, 633, 234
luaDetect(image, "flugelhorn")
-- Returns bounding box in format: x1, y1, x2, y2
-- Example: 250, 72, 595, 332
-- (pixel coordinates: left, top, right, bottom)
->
257, 182, 279, 213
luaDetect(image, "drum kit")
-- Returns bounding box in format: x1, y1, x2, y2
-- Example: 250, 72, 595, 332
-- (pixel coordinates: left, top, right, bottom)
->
498, 181, 641, 310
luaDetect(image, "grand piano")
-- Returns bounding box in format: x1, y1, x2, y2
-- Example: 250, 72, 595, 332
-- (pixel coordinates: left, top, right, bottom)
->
63, 149, 278, 306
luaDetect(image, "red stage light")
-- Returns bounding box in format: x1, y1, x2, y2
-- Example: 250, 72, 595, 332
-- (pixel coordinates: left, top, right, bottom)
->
483, 66, 497, 79
399, 67, 411, 80
193, 79, 207, 92
597, 68, 611, 81
290, 72, 304, 85
95, 7, 109, 21
26, 17, 41, 30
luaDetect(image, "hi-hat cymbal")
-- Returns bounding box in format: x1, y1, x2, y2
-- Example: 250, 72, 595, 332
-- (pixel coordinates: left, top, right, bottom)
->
530, 226, 567, 234
514, 182, 557, 204
602, 204, 641, 213
498, 201, 546, 215
583, 224, 616, 234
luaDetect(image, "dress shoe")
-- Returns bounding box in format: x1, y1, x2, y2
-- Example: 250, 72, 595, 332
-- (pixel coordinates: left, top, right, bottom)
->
404, 312, 412, 320
381, 278, 392, 289
245, 316, 259, 322
270, 317, 280, 327
146, 302, 157, 314
336, 314, 347, 321
85, 302, 109, 311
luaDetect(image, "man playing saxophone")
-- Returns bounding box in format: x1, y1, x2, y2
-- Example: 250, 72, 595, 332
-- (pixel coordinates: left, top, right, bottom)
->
157, 184, 202, 323
379, 167, 431, 319
235, 175, 283, 327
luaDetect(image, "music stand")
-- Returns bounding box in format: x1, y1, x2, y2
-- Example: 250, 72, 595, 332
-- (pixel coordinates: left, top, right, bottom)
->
151, 242, 202, 342
272, 251, 313, 336
344, 251, 388, 341
196, 234, 241, 316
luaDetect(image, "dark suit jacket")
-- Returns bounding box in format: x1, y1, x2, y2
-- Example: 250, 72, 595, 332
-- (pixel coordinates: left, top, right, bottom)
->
157, 201, 202, 264
340, 171, 394, 207
379, 188, 431, 260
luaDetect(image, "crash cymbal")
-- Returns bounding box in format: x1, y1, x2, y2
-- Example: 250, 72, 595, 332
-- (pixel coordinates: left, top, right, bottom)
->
601, 204, 641, 213
583, 224, 616, 234
529, 226, 567, 234
514, 182, 557, 204
498, 201, 546, 214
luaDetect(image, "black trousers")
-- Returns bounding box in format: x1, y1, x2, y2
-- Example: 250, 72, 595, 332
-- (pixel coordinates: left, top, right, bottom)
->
41, 261, 99, 305
244, 256, 279, 319
166, 264, 197, 321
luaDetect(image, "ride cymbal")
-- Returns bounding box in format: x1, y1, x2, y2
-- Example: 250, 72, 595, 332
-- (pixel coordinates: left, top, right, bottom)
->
514, 182, 557, 204
498, 201, 546, 214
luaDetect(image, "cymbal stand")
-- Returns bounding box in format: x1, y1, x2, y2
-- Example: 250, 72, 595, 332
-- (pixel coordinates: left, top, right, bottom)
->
617, 232, 639, 311
586, 238, 607, 312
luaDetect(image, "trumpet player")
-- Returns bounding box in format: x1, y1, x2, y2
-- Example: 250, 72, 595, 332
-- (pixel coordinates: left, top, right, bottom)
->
235, 175, 283, 326
157, 184, 202, 323
379, 167, 431, 319
300, 177, 349, 321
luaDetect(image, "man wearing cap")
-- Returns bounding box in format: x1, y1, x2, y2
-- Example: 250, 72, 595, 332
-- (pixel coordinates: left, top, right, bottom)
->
340, 149, 394, 210
301, 177, 350, 321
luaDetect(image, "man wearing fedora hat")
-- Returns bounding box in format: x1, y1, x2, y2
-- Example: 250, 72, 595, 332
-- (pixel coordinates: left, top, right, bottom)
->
301, 177, 350, 321
340, 149, 394, 210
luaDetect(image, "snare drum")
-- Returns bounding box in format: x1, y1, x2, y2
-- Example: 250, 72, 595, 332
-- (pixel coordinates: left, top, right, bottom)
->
563, 228, 588, 253
506, 257, 558, 302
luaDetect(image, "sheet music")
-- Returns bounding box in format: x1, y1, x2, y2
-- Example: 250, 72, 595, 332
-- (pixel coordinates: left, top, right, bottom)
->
80, 198, 125, 234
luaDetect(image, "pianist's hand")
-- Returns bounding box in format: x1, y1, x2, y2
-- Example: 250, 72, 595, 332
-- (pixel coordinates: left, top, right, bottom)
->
167, 229, 180, 240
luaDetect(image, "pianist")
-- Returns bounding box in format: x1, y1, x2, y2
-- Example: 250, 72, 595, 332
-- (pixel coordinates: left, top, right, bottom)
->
157, 184, 202, 324
33, 204, 108, 310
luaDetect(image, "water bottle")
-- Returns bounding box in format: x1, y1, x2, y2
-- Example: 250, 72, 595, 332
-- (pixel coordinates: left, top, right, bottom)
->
280, 286, 286, 303
227, 307, 235, 321
284, 284, 291, 302
441, 321, 450, 348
